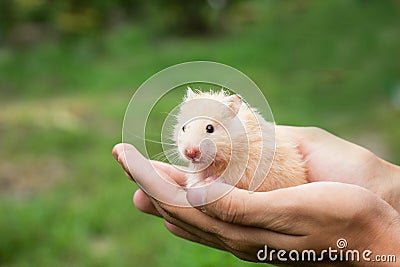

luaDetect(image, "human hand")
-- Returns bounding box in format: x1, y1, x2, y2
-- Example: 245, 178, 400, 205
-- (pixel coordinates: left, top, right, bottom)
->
277, 126, 400, 212
184, 181, 400, 266
112, 143, 400, 266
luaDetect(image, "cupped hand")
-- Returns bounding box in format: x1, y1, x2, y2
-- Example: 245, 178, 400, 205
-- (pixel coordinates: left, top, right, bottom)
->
185, 182, 400, 264
278, 126, 400, 212
112, 142, 400, 266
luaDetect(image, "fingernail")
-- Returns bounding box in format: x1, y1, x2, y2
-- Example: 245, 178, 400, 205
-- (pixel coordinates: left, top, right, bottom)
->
112, 144, 121, 161
116, 151, 125, 164
112, 151, 118, 161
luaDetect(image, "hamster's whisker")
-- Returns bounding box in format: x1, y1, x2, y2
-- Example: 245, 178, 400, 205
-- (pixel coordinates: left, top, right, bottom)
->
169, 156, 182, 163
144, 138, 177, 146
151, 149, 180, 162
126, 134, 177, 146
163, 149, 179, 157
154, 149, 177, 157
160, 111, 179, 118
152, 154, 168, 161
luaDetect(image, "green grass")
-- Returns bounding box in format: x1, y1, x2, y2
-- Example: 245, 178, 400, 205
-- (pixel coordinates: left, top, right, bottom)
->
0, 1, 399, 266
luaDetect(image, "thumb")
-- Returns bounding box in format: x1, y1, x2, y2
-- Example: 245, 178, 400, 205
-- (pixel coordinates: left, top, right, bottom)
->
113, 143, 190, 207
186, 182, 263, 225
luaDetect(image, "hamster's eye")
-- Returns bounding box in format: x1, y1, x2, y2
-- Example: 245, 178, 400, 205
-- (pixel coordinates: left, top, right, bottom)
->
182, 125, 186, 132
206, 124, 214, 133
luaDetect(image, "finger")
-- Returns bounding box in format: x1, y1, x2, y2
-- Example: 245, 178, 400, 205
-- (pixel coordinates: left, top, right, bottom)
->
187, 181, 376, 237
164, 221, 225, 251
124, 170, 134, 181
164, 220, 257, 262
113, 143, 133, 175
113, 143, 190, 207
133, 189, 161, 217
153, 203, 229, 248
131, 189, 255, 252
150, 160, 187, 186
186, 182, 318, 235
157, 199, 302, 251
112, 144, 120, 160
165, 219, 259, 262
277, 127, 378, 184
132, 190, 235, 250
186, 182, 284, 224
114, 143, 187, 185
113, 144, 134, 181
161, 208, 270, 259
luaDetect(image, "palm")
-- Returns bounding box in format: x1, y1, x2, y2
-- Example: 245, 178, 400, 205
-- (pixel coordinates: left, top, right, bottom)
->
279, 126, 382, 190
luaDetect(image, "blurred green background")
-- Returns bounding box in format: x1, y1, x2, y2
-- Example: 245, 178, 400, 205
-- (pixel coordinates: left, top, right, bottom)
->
0, 0, 399, 266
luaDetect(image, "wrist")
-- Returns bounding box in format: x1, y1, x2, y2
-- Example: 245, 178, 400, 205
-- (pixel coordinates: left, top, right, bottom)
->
368, 212, 400, 266
351, 201, 400, 267
378, 159, 400, 213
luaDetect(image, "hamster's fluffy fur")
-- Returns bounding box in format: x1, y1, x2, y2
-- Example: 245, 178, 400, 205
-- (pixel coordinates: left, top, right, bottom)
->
174, 89, 307, 191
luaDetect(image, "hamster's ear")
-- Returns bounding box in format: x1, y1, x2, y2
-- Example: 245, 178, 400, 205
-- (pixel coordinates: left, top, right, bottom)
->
185, 86, 196, 101
224, 94, 242, 116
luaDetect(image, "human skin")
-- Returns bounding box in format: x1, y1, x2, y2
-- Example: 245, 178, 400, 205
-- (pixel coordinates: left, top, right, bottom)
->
112, 126, 400, 266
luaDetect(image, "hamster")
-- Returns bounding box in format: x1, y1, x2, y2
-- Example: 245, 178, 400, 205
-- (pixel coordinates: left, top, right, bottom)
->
173, 88, 308, 192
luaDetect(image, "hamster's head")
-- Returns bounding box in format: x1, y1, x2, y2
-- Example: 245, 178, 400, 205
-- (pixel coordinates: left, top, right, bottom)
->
174, 88, 243, 167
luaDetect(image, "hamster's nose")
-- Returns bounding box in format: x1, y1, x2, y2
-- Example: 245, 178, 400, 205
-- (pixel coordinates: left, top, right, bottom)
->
184, 147, 201, 160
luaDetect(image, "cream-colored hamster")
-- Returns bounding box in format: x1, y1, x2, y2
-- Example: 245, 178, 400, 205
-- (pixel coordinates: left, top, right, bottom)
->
174, 88, 307, 191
